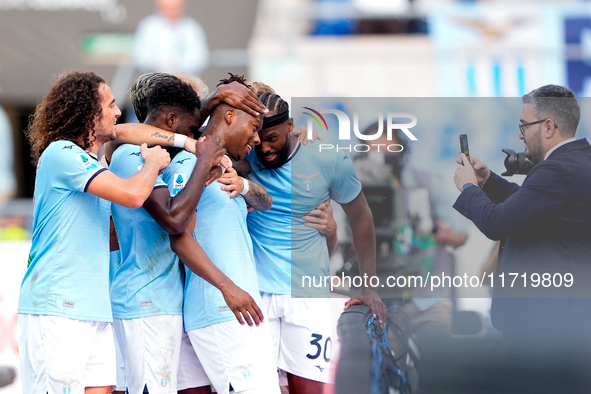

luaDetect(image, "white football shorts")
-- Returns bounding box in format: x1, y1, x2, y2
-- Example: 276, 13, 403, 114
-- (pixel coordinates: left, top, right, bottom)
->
176, 330, 211, 391
18, 314, 116, 394
112, 315, 183, 394
261, 293, 334, 383
187, 320, 280, 394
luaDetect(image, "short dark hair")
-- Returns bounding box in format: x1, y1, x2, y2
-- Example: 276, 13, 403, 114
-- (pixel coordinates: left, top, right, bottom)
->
130, 72, 179, 123
27, 70, 105, 164
522, 85, 580, 137
145, 77, 201, 120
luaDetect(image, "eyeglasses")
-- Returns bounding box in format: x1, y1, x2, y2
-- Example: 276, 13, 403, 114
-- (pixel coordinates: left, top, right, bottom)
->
519, 119, 546, 135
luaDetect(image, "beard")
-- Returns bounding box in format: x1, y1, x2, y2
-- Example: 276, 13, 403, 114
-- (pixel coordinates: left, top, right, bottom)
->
93, 120, 116, 146
256, 137, 291, 169
94, 130, 116, 145
524, 129, 543, 164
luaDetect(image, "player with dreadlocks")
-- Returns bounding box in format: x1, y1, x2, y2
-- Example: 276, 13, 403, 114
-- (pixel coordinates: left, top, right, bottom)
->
166, 73, 279, 394
245, 89, 387, 393
110, 74, 270, 393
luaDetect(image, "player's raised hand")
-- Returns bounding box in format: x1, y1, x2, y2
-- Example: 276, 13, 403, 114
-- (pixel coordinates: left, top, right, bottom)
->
140, 143, 170, 173
291, 125, 324, 145
221, 282, 265, 327
216, 81, 268, 117
195, 135, 226, 169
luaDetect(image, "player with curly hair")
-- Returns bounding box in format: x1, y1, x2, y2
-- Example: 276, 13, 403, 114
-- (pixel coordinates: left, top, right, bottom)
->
18, 70, 171, 394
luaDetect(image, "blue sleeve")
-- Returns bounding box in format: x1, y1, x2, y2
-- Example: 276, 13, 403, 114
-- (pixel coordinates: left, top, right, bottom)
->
329, 151, 362, 204
481, 171, 520, 204
110, 144, 166, 189
453, 162, 566, 240
45, 142, 106, 193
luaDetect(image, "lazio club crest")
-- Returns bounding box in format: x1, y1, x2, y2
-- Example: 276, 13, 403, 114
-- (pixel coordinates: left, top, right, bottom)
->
237, 363, 253, 379
57, 380, 73, 394
295, 173, 320, 192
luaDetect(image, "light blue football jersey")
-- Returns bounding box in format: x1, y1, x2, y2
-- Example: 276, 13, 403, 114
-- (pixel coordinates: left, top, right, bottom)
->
166, 150, 262, 331
109, 144, 184, 319
19, 140, 112, 322
246, 143, 362, 296
109, 249, 121, 284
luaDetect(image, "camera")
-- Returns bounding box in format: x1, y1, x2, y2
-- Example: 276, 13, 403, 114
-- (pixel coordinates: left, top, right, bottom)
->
501, 148, 534, 176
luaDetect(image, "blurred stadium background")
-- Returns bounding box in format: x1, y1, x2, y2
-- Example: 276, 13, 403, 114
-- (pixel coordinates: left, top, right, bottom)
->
2, 0, 591, 392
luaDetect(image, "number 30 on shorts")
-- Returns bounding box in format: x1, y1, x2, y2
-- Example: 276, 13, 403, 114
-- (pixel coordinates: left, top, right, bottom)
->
306, 333, 332, 363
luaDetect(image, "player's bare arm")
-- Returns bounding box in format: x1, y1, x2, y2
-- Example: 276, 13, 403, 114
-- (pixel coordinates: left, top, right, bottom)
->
87, 143, 170, 209
340, 192, 387, 325
104, 122, 199, 163
216, 168, 272, 210
143, 135, 226, 234
170, 215, 265, 326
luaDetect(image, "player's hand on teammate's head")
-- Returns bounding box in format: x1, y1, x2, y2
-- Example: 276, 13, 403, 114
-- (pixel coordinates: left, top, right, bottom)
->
195, 135, 227, 168
291, 125, 324, 146
302, 200, 336, 236
221, 282, 265, 327
216, 81, 268, 117
140, 143, 171, 173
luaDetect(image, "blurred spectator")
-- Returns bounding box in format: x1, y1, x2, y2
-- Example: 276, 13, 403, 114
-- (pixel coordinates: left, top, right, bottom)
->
132, 0, 210, 76
0, 104, 16, 202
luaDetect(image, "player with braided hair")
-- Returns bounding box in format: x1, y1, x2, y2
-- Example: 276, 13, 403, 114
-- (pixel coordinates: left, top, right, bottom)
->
245, 89, 386, 393
168, 73, 280, 393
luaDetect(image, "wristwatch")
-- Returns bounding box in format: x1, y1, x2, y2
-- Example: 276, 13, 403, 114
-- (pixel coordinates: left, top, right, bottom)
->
461, 182, 478, 192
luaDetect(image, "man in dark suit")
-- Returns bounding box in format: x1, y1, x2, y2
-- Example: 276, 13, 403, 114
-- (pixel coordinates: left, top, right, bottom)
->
453, 85, 591, 345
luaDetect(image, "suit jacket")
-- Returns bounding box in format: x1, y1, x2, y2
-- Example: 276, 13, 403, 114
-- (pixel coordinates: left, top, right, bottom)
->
454, 138, 591, 338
